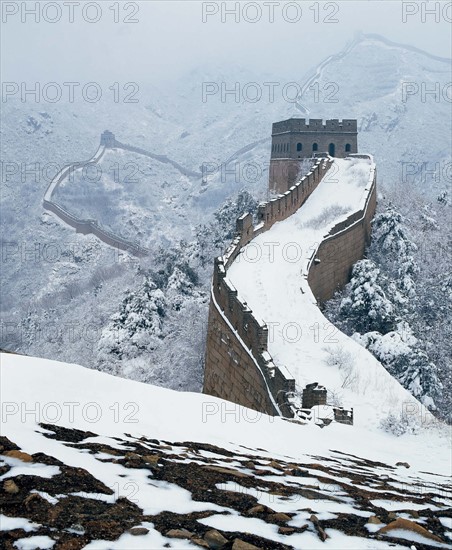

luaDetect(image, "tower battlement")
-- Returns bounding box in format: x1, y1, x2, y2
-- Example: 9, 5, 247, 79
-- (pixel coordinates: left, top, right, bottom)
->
269, 117, 358, 192
100, 130, 116, 148
272, 118, 357, 135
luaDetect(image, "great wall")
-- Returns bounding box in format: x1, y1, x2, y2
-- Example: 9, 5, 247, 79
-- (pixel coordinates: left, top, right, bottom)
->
203, 118, 377, 424
43, 122, 377, 424
42, 130, 202, 256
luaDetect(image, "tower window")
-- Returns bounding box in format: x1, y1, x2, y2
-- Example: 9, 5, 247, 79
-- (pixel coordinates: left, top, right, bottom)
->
297, 143, 302, 152
312, 143, 318, 152
345, 143, 351, 152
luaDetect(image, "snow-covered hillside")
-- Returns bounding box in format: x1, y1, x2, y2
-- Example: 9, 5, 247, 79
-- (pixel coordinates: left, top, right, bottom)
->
1, 352, 451, 549
1, 32, 450, 392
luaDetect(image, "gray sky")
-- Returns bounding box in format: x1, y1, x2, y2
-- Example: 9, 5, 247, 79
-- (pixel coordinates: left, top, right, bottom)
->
1, 1, 451, 85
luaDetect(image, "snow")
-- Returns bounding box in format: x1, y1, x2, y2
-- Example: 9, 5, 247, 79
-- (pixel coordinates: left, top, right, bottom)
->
82, 522, 196, 550
0, 515, 40, 532
226, 157, 436, 431
1, 351, 450, 488
1, 350, 450, 548
0, 457, 60, 480
13, 536, 55, 549
383, 529, 450, 548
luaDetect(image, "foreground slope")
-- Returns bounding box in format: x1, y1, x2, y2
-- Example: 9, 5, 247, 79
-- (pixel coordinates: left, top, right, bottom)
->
1, 352, 451, 549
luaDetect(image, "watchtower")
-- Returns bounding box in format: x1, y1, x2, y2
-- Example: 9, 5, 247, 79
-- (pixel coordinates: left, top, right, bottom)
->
269, 118, 358, 193
100, 130, 116, 148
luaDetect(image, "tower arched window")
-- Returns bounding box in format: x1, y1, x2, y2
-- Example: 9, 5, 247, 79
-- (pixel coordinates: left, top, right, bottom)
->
297, 143, 302, 152
312, 143, 318, 152
345, 143, 351, 152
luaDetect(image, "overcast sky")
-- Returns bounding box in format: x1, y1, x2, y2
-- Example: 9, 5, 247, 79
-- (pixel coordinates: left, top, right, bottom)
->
2, 1, 451, 86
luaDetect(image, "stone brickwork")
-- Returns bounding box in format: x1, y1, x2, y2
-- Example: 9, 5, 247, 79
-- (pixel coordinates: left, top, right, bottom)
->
307, 160, 377, 304
204, 296, 281, 415
269, 118, 358, 193
302, 383, 327, 409
271, 118, 358, 160
258, 159, 333, 228
204, 159, 332, 416
204, 126, 376, 419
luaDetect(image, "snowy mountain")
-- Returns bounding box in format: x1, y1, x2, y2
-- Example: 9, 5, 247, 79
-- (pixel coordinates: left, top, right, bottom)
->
1, 352, 451, 549
1, 32, 450, 392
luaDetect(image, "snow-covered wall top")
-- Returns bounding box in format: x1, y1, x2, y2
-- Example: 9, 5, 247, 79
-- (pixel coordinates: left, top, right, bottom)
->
205, 155, 382, 423
205, 158, 333, 415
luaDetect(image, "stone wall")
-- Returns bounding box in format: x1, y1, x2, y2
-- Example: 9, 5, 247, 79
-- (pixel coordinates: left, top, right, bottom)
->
204, 155, 377, 418
307, 161, 377, 304
43, 132, 150, 257
204, 159, 332, 416
270, 118, 358, 161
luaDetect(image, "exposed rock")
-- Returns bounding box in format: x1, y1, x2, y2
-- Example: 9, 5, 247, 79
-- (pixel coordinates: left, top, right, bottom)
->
367, 516, 382, 524
231, 539, 261, 550
40, 423, 96, 443
410, 510, 420, 519
129, 527, 150, 536
125, 452, 141, 460
3, 450, 33, 462
84, 519, 123, 540
278, 526, 295, 534
291, 468, 310, 477
192, 538, 210, 548
244, 461, 255, 469
3, 479, 19, 494
24, 492, 51, 515
144, 454, 160, 465
204, 529, 228, 549
0, 436, 20, 452
395, 462, 410, 468
310, 513, 329, 541
204, 466, 248, 478
268, 513, 292, 523
378, 518, 443, 542
166, 528, 193, 539
245, 504, 265, 516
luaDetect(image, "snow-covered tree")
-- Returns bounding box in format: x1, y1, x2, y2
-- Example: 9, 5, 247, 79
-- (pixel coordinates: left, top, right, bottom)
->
97, 277, 166, 364
354, 328, 442, 410
370, 206, 418, 299
194, 190, 258, 267
325, 200, 448, 416
339, 259, 395, 334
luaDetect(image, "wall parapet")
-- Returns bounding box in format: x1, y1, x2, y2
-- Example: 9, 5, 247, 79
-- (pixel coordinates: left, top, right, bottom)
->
306, 156, 377, 303
205, 153, 377, 419
206, 157, 333, 416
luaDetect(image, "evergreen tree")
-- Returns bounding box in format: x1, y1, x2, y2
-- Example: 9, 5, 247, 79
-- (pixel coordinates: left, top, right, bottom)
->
339, 259, 395, 334
97, 277, 166, 363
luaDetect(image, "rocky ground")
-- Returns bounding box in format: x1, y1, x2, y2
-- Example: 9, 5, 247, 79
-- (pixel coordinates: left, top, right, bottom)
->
1, 424, 451, 550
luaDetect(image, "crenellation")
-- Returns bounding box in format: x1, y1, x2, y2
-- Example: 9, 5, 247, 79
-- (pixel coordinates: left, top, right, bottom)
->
204, 118, 376, 423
